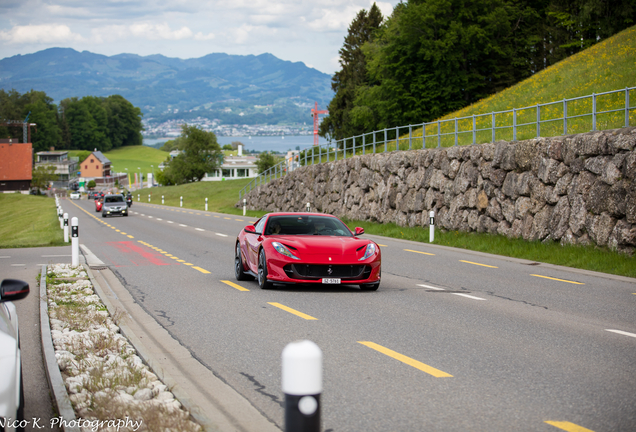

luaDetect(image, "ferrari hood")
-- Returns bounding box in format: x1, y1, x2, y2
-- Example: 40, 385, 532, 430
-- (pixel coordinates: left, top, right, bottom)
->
271, 235, 374, 263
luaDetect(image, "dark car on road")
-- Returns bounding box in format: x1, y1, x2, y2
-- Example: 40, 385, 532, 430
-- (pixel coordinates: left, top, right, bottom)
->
102, 194, 128, 218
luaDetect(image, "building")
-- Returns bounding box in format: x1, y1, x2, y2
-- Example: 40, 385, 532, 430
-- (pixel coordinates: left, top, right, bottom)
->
0, 139, 32, 192
80, 151, 111, 178
34, 150, 79, 189
202, 144, 258, 181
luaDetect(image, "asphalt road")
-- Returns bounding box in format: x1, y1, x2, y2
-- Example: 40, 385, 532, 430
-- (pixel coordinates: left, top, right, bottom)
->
35, 197, 636, 431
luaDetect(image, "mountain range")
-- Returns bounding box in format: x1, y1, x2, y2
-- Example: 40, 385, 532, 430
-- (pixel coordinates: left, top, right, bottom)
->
0, 48, 334, 125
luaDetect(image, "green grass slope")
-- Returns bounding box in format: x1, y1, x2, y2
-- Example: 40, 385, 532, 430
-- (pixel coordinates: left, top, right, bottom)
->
70, 146, 168, 180
0, 194, 65, 248
423, 25, 636, 145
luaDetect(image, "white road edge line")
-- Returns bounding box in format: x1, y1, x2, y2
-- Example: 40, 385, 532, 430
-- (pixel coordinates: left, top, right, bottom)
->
156, 218, 162, 221
195, 228, 205, 231
215, 233, 228, 237
452, 293, 486, 301
417, 284, 445, 290
167, 221, 174, 224
179, 224, 188, 227
606, 329, 636, 338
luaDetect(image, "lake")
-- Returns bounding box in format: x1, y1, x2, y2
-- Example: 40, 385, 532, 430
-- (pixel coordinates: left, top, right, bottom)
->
143, 135, 323, 154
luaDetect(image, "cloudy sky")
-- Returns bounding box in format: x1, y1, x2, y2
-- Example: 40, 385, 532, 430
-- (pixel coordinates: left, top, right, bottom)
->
0, 0, 399, 75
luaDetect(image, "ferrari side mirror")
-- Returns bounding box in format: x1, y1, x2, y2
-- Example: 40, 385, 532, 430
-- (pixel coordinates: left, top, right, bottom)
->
244, 225, 257, 234
354, 227, 365, 236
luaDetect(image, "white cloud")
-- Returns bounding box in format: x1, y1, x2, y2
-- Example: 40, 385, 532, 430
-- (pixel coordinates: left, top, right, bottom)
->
0, 24, 83, 44
129, 23, 193, 40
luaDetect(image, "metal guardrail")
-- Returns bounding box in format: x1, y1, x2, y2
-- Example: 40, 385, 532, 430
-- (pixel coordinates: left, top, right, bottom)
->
239, 87, 635, 200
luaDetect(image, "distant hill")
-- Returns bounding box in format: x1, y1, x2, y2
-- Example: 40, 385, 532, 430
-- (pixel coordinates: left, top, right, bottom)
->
0, 48, 334, 125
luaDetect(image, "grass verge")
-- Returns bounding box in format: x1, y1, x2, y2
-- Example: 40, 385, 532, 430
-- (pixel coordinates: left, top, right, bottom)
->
136, 178, 265, 217
0, 194, 65, 248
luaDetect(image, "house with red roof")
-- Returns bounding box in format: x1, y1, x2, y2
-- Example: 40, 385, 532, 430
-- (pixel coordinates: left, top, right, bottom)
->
0, 139, 32, 192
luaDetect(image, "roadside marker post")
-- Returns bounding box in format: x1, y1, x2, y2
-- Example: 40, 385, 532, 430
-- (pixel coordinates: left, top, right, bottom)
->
58, 207, 64, 229
180, 196, 183, 208
162, 195, 164, 205
243, 198, 246, 216
306, 202, 310, 212
137, 194, 140, 202
205, 197, 208, 212
282, 340, 322, 432
71, 217, 79, 267
429, 210, 435, 243
63, 213, 69, 243
148, 194, 151, 202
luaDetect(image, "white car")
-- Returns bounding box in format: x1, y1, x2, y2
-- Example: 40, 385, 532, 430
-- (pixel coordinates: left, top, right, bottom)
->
0, 279, 30, 432
70, 191, 81, 200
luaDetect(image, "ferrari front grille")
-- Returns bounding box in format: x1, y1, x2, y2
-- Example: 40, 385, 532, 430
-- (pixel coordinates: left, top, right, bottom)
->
284, 264, 371, 280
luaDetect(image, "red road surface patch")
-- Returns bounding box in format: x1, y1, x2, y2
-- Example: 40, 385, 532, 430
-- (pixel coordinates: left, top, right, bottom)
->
107, 241, 176, 267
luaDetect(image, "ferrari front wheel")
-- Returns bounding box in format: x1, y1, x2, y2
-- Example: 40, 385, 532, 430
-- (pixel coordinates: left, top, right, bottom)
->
360, 282, 380, 291
258, 249, 273, 289
235, 243, 252, 281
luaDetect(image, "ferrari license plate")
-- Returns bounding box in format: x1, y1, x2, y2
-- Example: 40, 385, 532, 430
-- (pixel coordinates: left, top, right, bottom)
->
322, 278, 341, 284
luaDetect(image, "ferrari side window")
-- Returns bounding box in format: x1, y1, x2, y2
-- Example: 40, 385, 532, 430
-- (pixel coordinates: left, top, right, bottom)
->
255, 217, 267, 234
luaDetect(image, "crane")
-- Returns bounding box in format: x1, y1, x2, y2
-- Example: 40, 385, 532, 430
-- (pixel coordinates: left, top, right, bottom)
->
0, 112, 37, 143
310, 102, 328, 146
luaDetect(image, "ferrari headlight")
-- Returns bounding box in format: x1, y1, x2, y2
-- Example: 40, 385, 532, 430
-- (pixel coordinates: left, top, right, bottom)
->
359, 243, 377, 261
272, 242, 300, 260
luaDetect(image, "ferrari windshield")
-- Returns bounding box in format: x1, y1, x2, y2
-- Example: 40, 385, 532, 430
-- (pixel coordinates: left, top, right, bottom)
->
264, 215, 352, 236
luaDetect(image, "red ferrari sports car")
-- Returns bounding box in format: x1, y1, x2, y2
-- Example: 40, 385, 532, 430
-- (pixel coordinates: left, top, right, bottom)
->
235, 213, 381, 290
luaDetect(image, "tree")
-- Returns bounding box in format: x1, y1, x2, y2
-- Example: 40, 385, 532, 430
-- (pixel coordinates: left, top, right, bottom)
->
319, 3, 384, 141
102, 95, 143, 149
161, 125, 222, 184
255, 152, 278, 173
87, 180, 96, 190
31, 165, 57, 189
355, 0, 540, 129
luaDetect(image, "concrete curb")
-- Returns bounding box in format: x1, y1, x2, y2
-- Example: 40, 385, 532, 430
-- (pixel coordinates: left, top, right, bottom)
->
79, 244, 280, 432
83, 264, 219, 431
39, 265, 81, 432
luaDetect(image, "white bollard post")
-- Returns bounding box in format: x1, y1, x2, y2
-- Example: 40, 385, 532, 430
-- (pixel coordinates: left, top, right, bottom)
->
306, 202, 310, 212
243, 198, 246, 216
205, 197, 208, 212
282, 340, 322, 432
148, 194, 151, 202
71, 217, 79, 267
137, 194, 140, 202
58, 207, 64, 229
63, 213, 69, 243
180, 196, 183, 208
429, 210, 435, 243
162, 195, 164, 205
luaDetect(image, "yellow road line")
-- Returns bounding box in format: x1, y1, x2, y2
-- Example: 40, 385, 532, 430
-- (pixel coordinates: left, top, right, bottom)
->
221, 280, 250, 292
127, 235, 134, 238
531, 274, 584, 285
183, 263, 193, 266
358, 341, 452, 378
377, 244, 388, 247
268, 302, 318, 320
405, 249, 435, 256
545, 421, 595, 432
460, 260, 498, 268
192, 266, 211, 274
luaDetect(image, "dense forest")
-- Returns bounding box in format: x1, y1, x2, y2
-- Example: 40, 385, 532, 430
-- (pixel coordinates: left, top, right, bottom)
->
320, 0, 636, 141
0, 89, 143, 152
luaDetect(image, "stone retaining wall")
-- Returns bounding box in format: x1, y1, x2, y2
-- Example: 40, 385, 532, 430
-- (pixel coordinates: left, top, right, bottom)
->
240, 127, 636, 255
